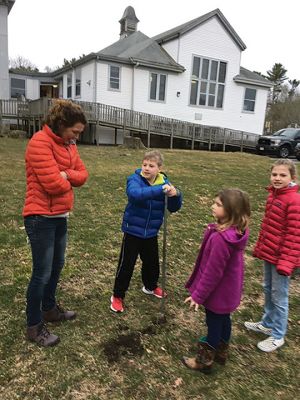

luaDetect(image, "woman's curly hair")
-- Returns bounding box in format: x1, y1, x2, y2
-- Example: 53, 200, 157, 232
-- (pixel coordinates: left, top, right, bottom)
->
45, 99, 87, 135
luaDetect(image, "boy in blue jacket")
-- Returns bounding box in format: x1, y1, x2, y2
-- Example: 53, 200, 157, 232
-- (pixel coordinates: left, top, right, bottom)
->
110, 150, 182, 313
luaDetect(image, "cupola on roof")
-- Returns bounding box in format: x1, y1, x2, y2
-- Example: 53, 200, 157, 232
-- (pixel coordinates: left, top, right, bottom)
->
119, 6, 139, 39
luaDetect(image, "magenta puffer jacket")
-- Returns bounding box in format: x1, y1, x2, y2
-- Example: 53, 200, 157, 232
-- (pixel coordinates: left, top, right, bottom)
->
253, 185, 300, 276
185, 223, 249, 314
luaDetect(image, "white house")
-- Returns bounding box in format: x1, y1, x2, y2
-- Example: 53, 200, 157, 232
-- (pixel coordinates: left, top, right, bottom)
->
2, 3, 272, 143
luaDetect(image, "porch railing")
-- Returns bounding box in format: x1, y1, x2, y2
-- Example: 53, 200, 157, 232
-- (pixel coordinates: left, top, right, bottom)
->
0, 98, 260, 150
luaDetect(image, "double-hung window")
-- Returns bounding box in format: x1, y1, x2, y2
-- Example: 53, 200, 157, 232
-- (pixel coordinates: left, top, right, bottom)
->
67, 73, 72, 98
109, 65, 120, 90
150, 72, 167, 102
75, 69, 81, 97
11, 78, 25, 98
243, 88, 256, 112
190, 56, 227, 108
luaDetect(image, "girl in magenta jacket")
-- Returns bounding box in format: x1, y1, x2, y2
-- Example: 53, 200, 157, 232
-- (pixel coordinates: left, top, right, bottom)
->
182, 189, 250, 374
245, 159, 300, 353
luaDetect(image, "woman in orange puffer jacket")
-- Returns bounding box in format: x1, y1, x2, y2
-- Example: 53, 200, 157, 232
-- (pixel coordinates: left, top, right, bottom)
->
244, 159, 300, 353
23, 99, 88, 347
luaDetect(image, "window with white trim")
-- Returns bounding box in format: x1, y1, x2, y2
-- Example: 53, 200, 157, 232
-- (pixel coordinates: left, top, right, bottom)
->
67, 73, 72, 98
11, 78, 25, 98
109, 65, 120, 90
190, 56, 227, 108
243, 88, 256, 112
149, 72, 166, 101
75, 69, 81, 97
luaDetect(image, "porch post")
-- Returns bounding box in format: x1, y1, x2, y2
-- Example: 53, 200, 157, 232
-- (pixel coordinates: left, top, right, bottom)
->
222, 129, 226, 152
191, 125, 195, 150
208, 128, 212, 151
240, 132, 244, 152
147, 115, 151, 148
115, 127, 118, 145
170, 122, 174, 149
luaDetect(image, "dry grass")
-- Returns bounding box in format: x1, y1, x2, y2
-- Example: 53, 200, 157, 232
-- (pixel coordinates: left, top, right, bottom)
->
0, 138, 299, 400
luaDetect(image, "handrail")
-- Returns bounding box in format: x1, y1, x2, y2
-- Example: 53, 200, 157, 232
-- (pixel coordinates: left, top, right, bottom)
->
0, 98, 260, 149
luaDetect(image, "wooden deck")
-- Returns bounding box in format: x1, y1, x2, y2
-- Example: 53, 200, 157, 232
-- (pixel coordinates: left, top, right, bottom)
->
0, 98, 260, 151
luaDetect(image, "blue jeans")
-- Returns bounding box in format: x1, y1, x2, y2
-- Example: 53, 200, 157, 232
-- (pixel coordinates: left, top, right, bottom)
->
205, 308, 232, 349
261, 261, 290, 339
24, 216, 67, 327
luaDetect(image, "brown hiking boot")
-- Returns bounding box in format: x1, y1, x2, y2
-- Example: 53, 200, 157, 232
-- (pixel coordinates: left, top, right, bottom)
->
182, 342, 216, 374
27, 322, 60, 347
215, 341, 229, 365
42, 304, 76, 323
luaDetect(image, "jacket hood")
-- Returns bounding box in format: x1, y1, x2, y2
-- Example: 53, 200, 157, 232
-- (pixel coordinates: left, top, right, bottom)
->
208, 223, 249, 250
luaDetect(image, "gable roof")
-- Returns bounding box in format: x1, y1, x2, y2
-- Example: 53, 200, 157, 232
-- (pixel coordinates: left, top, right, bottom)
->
153, 8, 246, 51
97, 31, 185, 72
234, 67, 273, 88
2, 0, 15, 14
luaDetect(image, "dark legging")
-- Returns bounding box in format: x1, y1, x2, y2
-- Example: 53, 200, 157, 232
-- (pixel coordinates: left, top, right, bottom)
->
205, 308, 232, 349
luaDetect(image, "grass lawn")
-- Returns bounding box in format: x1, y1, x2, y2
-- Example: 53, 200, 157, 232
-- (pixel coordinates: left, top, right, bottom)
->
0, 137, 299, 400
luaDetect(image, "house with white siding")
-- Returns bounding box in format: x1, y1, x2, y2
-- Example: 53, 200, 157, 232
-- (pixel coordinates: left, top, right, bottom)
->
1, 3, 272, 143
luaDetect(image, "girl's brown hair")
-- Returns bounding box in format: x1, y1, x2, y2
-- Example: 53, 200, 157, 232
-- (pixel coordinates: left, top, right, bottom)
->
217, 188, 251, 233
45, 99, 87, 135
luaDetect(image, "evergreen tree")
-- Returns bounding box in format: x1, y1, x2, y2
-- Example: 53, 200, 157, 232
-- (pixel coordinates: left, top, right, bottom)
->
266, 63, 288, 103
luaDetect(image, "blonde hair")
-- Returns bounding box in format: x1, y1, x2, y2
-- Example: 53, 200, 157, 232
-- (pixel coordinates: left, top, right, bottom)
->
216, 188, 251, 233
271, 159, 297, 179
143, 150, 164, 167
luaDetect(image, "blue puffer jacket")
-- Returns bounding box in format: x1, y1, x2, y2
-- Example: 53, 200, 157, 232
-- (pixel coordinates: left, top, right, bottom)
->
122, 169, 182, 238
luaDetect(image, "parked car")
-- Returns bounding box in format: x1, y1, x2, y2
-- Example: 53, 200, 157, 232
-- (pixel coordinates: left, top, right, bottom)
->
294, 143, 300, 161
256, 128, 300, 158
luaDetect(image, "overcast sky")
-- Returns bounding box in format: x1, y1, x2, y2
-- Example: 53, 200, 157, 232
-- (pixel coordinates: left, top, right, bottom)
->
7, 0, 299, 80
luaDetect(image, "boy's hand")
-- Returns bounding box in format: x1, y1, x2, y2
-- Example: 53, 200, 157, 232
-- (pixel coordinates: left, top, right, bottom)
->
162, 184, 177, 197
184, 296, 199, 311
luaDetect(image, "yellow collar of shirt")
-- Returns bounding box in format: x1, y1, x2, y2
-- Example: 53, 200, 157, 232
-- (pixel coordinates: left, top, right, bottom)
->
141, 172, 165, 186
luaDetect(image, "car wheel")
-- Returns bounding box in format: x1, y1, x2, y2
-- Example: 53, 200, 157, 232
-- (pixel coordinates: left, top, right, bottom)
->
278, 146, 290, 158
296, 155, 300, 161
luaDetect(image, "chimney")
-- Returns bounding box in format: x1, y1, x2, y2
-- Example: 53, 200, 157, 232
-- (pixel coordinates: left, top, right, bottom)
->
119, 6, 139, 39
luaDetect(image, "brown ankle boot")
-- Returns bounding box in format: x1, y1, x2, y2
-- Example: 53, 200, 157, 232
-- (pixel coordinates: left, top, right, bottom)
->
27, 322, 60, 347
42, 304, 76, 323
182, 342, 216, 374
215, 341, 229, 365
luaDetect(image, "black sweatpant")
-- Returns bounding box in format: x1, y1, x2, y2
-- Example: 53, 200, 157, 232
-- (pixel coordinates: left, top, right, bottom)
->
113, 233, 159, 298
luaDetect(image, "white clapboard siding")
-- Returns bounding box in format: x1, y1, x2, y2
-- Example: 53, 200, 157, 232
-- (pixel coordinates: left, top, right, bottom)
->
96, 62, 132, 109
130, 16, 268, 134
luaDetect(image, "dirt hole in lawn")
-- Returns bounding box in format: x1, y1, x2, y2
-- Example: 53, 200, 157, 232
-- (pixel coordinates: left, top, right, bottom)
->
103, 332, 144, 363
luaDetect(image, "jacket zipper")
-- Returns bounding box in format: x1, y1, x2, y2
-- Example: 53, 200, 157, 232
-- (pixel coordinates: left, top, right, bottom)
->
48, 194, 53, 213
144, 201, 152, 237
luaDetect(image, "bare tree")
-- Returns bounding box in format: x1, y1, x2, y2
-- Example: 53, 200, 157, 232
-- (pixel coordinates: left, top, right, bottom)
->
267, 98, 300, 132
9, 56, 39, 72
288, 79, 300, 99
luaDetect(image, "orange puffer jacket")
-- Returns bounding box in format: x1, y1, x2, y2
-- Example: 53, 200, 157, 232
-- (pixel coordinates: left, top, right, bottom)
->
23, 124, 88, 217
253, 185, 300, 276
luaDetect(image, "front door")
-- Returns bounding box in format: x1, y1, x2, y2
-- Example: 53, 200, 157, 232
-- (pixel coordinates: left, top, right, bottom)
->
40, 84, 59, 98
